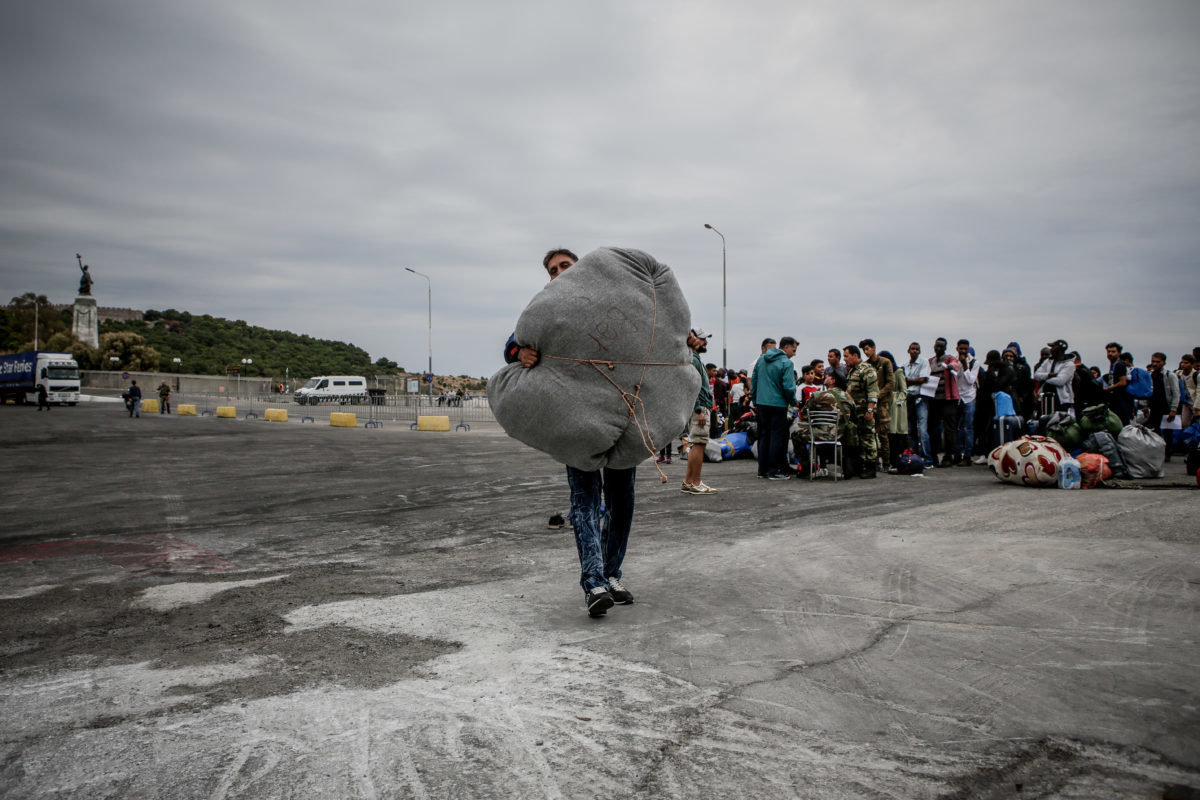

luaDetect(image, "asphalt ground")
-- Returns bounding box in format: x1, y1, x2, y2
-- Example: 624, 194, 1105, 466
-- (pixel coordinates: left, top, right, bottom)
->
1, 400, 1198, 799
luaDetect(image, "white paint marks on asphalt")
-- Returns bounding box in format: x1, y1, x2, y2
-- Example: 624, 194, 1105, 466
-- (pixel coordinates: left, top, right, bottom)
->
0, 584, 60, 600
134, 574, 289, 611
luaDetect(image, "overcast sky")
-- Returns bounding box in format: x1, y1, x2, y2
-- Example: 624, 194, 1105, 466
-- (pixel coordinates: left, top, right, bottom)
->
2, 1, 1197, 379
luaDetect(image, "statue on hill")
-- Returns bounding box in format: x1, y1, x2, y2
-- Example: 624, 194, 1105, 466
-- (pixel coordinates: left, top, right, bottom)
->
76, 253, 93, 296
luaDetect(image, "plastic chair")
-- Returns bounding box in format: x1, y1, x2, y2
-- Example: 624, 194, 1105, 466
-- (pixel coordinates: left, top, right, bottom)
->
806, 410, 843, 481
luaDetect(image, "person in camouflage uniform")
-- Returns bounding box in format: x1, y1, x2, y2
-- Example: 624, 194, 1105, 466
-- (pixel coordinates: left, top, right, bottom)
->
843, 344, 880, 478
860, 338, 893, 468
793, 372, 856, 474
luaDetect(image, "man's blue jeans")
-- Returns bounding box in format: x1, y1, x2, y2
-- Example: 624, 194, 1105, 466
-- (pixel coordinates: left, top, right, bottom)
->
956, 400, 975, 459
907, 395, 930, 459
566, 466, 635, 592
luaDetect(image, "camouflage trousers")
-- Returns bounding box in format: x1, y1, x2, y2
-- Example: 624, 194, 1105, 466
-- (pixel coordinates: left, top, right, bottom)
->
874, 402, 891, 465
852, 411, 878, 462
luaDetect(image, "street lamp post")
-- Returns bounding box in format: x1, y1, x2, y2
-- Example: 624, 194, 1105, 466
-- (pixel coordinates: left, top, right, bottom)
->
240, 358, 253, 398
405, 268, 433, 404
703, 224, 727, 369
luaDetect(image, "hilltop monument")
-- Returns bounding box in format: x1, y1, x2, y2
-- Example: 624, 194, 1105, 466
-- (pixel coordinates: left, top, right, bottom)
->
72, 253, 98, 348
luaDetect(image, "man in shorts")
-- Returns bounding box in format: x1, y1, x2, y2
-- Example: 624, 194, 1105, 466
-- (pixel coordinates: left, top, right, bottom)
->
682, 327, 717, 494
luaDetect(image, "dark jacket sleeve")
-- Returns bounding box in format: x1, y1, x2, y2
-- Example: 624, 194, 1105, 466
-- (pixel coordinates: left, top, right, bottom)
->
693, 353, 713, 413
994, 364, 1016, 394
504, 333, 520, 364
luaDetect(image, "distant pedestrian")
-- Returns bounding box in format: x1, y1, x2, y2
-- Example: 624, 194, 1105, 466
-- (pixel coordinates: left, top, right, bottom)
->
158, 381, 172, 414
127, 381, 142, 418
36, 383, 50, 411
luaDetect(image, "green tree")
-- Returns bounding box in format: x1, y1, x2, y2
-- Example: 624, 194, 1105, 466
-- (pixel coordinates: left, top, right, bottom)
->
99, 331, 160, 371
43, 331, 99, 369
3, 293, 67, 352
101, 311, 378, 378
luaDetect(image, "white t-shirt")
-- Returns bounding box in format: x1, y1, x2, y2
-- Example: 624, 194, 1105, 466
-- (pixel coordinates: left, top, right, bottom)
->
958, 359, 980, 404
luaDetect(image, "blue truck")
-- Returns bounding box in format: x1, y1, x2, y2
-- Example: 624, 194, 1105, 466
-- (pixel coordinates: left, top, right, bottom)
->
0, 351, 81, 405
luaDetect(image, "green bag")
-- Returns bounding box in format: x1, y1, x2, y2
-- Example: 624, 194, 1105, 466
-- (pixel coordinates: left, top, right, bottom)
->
1079, 404, 1122, 437
1045, 411, 1085, 449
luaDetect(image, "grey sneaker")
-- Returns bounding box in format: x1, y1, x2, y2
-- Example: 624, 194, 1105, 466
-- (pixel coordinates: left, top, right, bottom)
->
586, 586, 614, 617
607, 577, 634, 604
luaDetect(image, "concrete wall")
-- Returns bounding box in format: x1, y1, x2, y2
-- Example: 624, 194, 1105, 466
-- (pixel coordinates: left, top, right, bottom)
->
82, 370, 278, 395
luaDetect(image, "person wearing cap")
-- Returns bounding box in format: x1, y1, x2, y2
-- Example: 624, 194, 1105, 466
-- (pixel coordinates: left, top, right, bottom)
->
751, 336, 799, 479
682, 328, 718, 494
1034, 339, 1076, 417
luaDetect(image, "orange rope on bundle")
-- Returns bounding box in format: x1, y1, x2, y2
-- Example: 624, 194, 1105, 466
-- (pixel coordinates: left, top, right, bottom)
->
538, 278, 686, 483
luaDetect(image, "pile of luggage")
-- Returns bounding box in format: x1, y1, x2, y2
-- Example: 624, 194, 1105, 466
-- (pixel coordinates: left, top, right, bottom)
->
988, 401, 1176, 488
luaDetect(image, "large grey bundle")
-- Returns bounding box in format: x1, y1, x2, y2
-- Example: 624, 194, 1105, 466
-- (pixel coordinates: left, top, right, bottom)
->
1116, 424, 1165, 478
488, 247, 699, 471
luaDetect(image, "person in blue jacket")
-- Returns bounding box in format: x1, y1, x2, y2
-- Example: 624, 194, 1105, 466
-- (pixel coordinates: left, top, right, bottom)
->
751, 337, 798, 480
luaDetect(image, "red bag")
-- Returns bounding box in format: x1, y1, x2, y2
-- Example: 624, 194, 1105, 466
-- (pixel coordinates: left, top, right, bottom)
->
1077, 453, 1112, 489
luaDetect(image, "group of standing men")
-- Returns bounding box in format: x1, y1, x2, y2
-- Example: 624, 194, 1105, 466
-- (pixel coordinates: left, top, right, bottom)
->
747, 338, 891, 479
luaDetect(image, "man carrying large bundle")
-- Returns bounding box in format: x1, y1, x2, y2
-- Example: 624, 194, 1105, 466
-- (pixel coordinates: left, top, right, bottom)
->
491, 247, 699, 618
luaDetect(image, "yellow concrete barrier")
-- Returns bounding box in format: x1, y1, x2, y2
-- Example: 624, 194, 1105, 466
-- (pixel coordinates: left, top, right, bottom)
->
264, 408, 288, 422
140, 398, 159, 414
330, 412, 357, 427
416, 415, 450, 431
177, 404, 197, 416
216, 406, 237, 418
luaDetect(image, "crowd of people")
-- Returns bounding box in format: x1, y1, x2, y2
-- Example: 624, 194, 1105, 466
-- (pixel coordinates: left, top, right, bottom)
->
504, 245, 1197, 618
685, 337, 1200, 480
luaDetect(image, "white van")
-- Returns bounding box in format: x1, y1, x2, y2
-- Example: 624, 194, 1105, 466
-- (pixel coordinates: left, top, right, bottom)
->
293, 376, 368, 405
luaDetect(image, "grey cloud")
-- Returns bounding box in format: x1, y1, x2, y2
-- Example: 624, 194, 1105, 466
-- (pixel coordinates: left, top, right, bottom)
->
2, 0, 1197, 378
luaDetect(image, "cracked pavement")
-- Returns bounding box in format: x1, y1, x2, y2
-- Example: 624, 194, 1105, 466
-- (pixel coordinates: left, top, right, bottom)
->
1, 403, 1198, 798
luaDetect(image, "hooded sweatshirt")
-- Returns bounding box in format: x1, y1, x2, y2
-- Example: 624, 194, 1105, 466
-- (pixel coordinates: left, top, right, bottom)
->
750, 347, 797, 408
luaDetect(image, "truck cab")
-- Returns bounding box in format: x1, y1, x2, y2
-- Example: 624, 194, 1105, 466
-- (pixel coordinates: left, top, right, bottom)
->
40, 357, 81, 405
0, 351, 81, 405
